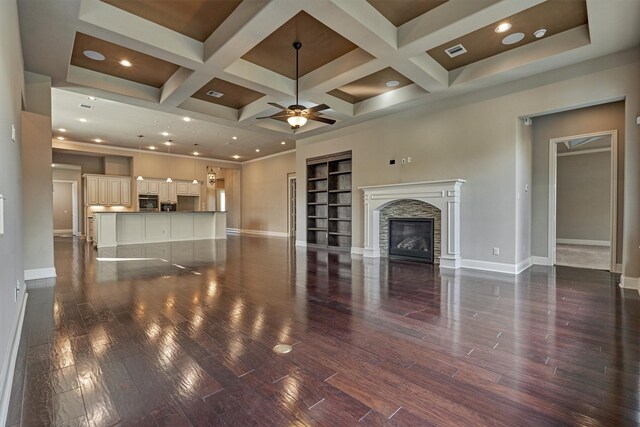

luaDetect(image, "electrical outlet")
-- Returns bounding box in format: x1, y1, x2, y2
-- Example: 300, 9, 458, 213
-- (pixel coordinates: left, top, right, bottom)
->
407, 156, 412, 163
492, 247, 500, 255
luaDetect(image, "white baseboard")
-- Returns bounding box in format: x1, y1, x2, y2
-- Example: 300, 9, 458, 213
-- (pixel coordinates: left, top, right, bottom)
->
24, 267, 57, 280
351, 247, 364, 255
531, 256, 552, 266
516, 257, 532, 274
54, 229, 73, 234
295, 240, 307, 247
240, 229, 289, 238
0, 291, 28, 427
619, 275, 639, 291
461, 259, 525, 275
556, 238, 610, 247
226, 228, 240, 234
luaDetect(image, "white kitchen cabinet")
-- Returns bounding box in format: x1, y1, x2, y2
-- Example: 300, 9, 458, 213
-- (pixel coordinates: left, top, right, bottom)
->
120, 178, 131, 205
98, 177, 109, 205
189, 182, 200, 196
109, 179, 121, 205
137, 180, 148, 195
86, 176, 99, 205
84, 175, 131, 207
159, 181, 176, 203
148, 180, 159, 194
176, 182, 189, 196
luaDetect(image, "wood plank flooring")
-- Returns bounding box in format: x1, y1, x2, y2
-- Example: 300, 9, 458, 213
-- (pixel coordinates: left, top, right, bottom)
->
7, 235, 640, 426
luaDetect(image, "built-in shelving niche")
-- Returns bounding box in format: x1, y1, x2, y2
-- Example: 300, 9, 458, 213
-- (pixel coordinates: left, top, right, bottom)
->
306, 151, 352, 251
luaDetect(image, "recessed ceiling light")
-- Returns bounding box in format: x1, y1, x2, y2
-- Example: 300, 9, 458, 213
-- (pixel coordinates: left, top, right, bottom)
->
255, 149, 260, 152
88, 96, 97, 101
232, 155, 240, 159
93, 138, 102, 143
502, 32, 525, 45
534, 28, 547, 38
183, 116, 191, 122
119, 59, 132, 67
56, 136, 64, 140
281, 141, 286, 145
78, 118, 87, 123
149, 146, 156, 150
58, 128, 67, 132
385, 80, 400, 87
495, 22, 512, 33
232, 136, 237, 140
161, 131, 169, 136
193, 151, 199, 156
83, 50, 105, 61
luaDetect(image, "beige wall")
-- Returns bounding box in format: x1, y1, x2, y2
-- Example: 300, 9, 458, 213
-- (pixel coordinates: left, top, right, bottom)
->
0, 0, 27, 401
53, 182, 73, 231
296, 49, 639, 274
22, 110, 54, 273
52, 166, 82, 233
557, 151, 611, 242
241, 151, 296, 234
532, 101, 624, 261
104, 156, 131, 176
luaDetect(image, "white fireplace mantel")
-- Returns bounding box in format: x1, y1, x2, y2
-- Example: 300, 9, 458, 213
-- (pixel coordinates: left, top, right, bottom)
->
359, 179, 465, 269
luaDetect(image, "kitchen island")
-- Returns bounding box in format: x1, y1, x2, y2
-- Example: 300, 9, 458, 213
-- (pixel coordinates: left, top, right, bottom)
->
93, 211, 226, 248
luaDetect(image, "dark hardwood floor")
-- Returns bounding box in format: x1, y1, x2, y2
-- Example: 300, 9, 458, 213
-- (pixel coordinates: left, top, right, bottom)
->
7, 235, 640, 426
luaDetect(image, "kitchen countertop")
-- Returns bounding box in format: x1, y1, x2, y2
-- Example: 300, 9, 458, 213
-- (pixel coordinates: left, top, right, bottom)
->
94, 211, 226, 214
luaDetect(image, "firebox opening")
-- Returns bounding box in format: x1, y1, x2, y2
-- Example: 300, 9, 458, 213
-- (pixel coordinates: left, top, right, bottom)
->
388, 218, 434, 263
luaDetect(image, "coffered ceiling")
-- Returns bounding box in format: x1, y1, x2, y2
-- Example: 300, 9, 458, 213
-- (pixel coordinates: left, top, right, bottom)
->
17, 0, 640, 161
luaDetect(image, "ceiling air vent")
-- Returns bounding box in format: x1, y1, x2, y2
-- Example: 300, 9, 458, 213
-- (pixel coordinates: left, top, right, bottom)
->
206, 90, 224, 98
79, 103, 94, 110
444, 44, 467, 58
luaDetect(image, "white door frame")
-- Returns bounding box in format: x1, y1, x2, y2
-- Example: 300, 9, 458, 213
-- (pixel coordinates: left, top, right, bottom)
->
52, 179, 79, 236
287, 175, 296, 238
548, 130, 618, 271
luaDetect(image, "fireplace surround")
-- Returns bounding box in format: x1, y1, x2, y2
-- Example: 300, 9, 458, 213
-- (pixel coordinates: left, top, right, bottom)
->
359, 180, 465, 269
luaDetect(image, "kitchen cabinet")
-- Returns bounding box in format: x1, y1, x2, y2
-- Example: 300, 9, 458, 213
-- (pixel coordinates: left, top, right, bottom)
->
84, 174, 132, 207
137, 179, 160, 195
159, 181, 177, 203
86, 176, 99, 205
148, 180, 159, 194
98, 178, 109, 205
189, 182, 200, 196
137, 180, 148, 194
176, 182, 189, 196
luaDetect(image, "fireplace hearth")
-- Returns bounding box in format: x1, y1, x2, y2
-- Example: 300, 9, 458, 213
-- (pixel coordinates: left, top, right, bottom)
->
388, 218, 434, 263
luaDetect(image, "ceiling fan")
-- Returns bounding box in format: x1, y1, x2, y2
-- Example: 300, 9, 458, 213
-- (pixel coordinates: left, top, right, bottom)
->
257, 41, 336, 130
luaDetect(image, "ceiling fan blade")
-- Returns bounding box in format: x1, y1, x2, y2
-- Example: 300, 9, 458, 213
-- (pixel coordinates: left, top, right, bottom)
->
256, 111, 291, 120
306, 104, 330, 113
267, 102, 288, 110
308, 116, 336, 125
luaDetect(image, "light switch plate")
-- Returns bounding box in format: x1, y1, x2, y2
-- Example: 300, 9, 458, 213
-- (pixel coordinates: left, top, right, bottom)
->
11, 124, 15, 142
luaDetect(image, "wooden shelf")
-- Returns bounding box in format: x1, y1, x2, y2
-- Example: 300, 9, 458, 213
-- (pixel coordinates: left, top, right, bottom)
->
307, 151, 351, 250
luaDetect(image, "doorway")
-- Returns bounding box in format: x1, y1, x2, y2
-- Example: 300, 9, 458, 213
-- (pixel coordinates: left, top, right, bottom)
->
548, 130, 617, 271
288, 175, 296, 238
52, 180, 78, 236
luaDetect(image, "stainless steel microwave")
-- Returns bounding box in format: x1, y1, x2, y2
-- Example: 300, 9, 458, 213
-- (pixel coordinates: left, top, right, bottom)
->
138, 195, 159, 211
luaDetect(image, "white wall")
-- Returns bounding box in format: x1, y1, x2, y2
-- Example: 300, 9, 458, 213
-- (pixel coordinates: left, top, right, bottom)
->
296, 48, 640, 276
241, 151, 296, 235
0, 0, 26, 422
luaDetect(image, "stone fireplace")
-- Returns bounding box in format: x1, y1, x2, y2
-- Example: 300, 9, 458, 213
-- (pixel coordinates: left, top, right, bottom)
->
360, 180, 464, 269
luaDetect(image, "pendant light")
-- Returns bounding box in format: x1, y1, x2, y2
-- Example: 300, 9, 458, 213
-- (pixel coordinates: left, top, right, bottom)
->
166, 140, 173, 183
206, 166, 217, 186
192, 144, 199, 184
136, 134, 144, 181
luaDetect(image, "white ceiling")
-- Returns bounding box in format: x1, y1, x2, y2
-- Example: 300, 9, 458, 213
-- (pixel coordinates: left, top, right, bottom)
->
17, 0, 640, 161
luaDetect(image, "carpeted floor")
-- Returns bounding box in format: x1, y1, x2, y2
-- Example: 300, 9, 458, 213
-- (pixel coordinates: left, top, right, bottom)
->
556, 243, 610, 270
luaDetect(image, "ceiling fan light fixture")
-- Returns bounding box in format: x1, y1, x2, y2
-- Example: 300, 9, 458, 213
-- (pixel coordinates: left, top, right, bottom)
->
287, 114, 307, 128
